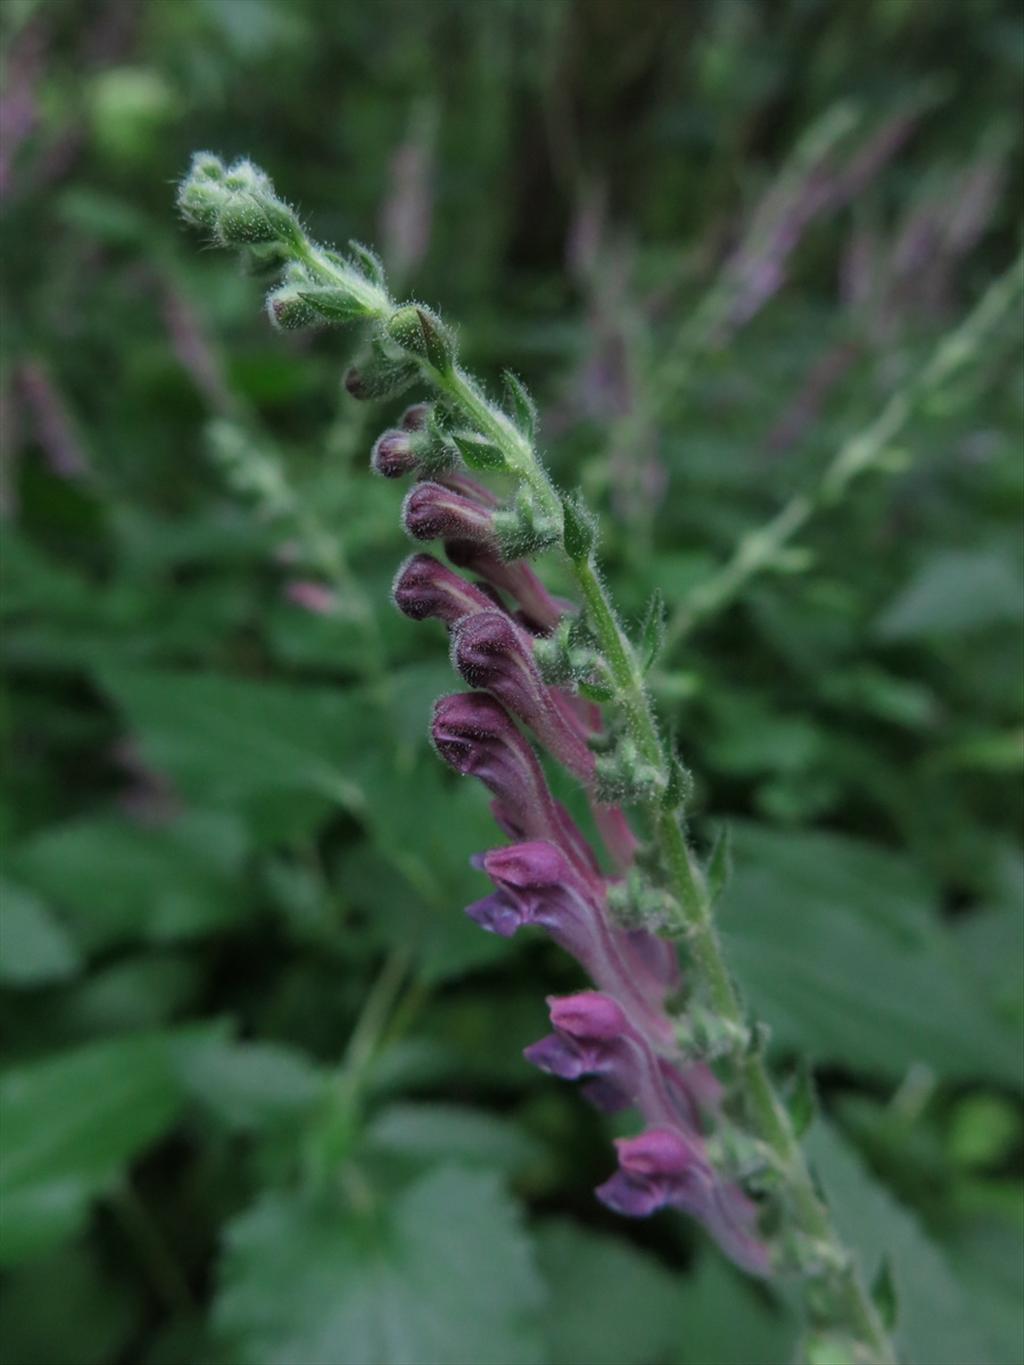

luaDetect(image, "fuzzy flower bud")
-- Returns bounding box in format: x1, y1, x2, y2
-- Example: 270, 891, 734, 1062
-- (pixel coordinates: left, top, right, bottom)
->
403, 481, 497, 548
596, 1128, 770, 1276
445, 539, 565, 632
372, 429, 420, 479
392, 554, 495, 626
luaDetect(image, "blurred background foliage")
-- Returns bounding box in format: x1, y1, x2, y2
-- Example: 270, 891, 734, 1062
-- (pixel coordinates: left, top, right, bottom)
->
1, 0, 1021, 1362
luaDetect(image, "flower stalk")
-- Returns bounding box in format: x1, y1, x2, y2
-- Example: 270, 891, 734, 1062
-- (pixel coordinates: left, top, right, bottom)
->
177, 152, 900, 1364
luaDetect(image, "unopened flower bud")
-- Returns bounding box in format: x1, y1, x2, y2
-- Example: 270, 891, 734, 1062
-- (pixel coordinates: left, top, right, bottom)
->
371, 429, 419, 479
392, 554, 494, 625
402, 481, 496, 546
401, 403, 431, 432
452, 610, 596, 782
266, 286, 317, 331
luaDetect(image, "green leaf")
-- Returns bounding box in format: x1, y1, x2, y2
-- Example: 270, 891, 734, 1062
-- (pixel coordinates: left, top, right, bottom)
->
298, 286, 376, 322
0, 1031, 199, 1264
535, 1220, 680, 1365
97, 669, 383, 841
807, 1121, 992, 1365
12, 811, 248, 953
0, 880, 80, 986
451, 429, 509, 471
176, 1034, 325, 1132
874, 548, 1023, 640
365, 1103, 543, 1177
214, 1168, 545, 1365
720, 823, 1019, 1085
502, 371, 538, 439
560, 491, 597, 563
638, 589, 666, 671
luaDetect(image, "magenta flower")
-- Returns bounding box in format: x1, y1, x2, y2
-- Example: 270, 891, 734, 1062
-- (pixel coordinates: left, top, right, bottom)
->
597, 1128, 771, 1277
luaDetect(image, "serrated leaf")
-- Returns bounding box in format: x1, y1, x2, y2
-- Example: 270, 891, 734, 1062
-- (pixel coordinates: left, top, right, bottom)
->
720, 823, 1020, 1085
214, 1168, 545, 1365
807, 1121, 991, 1365
502, 371, 537, 440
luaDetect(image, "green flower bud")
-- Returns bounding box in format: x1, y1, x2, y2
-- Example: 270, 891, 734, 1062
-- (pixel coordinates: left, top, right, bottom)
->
216, 193, 300, 249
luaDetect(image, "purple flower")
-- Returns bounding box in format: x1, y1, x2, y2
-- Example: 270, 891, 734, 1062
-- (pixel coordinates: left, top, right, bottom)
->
392, 554, 496, 626
597, 1128, 770, 1276
524, 990, 709, 1131
403, 481, 497, 547
468, 842, 674, 1042
451, 611, 595, 783
431, 692, 600, 882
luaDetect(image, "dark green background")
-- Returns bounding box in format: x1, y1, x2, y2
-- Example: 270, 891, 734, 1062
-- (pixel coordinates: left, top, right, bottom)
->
1, 2, 1022, 1363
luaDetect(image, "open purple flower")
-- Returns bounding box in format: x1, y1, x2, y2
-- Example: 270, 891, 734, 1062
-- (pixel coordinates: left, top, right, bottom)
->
597, 1128, 770, 1277
524, 991, 711, 1131
468, 842, 674, 1043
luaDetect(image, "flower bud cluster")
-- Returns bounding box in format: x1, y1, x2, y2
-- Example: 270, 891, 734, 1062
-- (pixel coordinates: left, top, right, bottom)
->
177, 156, 767, 1272
366, 390, 767, 1271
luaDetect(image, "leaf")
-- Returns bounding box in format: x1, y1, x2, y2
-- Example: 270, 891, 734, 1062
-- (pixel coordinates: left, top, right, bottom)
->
874, 548, 1023, 640
175, 1034, 325, 1132
534, 1220, 680, 1365
502, 371, 538, 440
638, 589, 666, 671
0, 1031, 200, 1264
97, 668, 384, 841
0, 880, 81, 986
214, 1167, 545, 1365
365, 1103, 543, 1177
451, 429, 508, 471
12, 811, 249, 954
720, 823, 1019, 1085
807, 1121, 992, 1365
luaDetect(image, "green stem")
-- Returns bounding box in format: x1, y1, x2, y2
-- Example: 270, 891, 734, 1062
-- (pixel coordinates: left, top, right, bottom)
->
571, 555, 896, 1364
663, 252, 1024, 654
